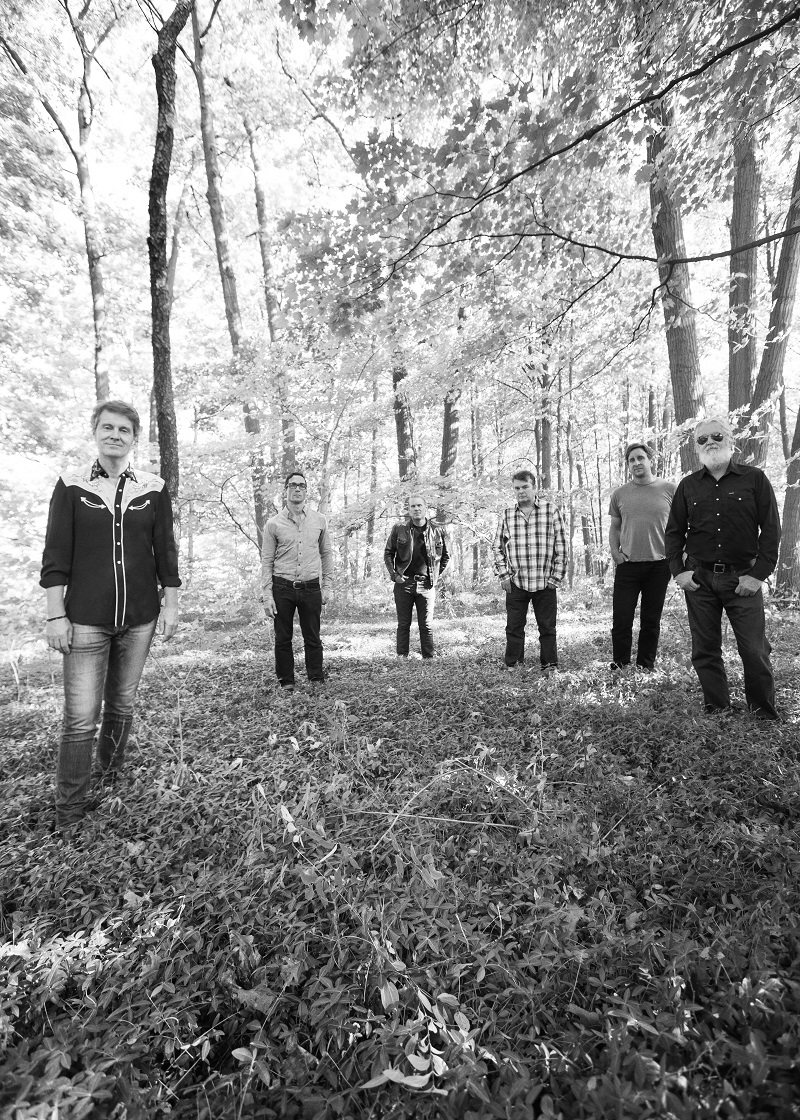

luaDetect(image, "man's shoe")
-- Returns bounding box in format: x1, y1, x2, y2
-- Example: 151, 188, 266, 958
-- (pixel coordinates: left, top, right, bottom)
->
499, 662, 522, 671
541, 664, 558, 678
309, 679, 325, 691
610, 661, 629, 671
280, 684, 295, 695
704, 704, 736, 717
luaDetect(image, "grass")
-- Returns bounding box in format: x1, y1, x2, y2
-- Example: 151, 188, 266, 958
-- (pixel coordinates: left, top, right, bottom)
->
1, 590, 799, 1119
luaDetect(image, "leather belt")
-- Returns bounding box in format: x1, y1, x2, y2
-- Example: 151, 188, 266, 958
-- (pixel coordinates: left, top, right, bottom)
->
691, 560, 739, 573
274, 576, 320, 589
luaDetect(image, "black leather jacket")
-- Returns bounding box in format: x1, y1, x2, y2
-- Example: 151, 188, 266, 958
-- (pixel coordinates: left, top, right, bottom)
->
384, 519, 450, 586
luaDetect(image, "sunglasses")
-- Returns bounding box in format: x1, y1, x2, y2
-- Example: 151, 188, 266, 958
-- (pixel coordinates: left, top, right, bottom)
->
696, 432, 726, 446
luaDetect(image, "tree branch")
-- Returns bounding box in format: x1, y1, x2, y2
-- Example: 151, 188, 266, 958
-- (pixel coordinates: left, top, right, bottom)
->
0, 35, 77, 159
381, 5, 800, 280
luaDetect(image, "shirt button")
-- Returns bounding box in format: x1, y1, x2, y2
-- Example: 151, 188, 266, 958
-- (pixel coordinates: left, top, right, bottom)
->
117, 560, 122, 565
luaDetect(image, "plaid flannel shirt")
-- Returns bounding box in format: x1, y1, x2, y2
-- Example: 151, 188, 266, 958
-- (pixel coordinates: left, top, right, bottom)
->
492, 499, 568, 591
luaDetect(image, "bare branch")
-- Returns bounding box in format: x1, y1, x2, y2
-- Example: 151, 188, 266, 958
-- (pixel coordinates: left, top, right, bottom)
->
0, 35, 77, 159
201, 0, 224, 39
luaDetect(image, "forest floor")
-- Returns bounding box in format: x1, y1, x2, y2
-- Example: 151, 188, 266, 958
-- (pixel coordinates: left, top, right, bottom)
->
1, 589, 800, 1119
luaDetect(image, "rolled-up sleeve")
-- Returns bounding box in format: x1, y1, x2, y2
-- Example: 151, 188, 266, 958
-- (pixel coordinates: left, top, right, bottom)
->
319, 518, 334, 592
261, 521, 277, 597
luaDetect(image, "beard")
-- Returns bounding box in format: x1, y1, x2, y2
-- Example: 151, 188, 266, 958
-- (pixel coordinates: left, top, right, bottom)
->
699, 444, 731, 470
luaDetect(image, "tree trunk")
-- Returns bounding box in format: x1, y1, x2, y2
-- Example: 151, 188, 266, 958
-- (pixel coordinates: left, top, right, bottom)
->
776, 401, 800, 594
393, 361, 416, 479
728, 124, 760, 414
148, 0, 193, 507
243, 112, 295, 476
648, 102, 705, 471
740, 146, 800, 466
470, 385, 484, 584
192, 5, 267, 549
438, 386, 461, 507
363, 376, 380, 578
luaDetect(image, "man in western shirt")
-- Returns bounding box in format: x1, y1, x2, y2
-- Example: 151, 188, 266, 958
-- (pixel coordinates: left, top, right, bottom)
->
262, 471, 334, 692
384, 494, 450, 659
608, 442, 676, 670
664, 418, 781, 719
492, 469, 568, 674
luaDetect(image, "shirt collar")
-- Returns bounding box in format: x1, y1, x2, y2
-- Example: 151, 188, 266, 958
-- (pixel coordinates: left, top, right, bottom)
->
91, 459, 137, 482
699, 458, 740, 479
515, 497, 540, 513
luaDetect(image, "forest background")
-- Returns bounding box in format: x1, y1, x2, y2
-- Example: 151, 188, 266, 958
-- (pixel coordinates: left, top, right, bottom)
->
3, 0, 800, 636
3, 4, 800, 1118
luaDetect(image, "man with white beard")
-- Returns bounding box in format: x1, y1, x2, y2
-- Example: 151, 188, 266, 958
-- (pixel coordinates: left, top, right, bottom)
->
665, 418, 781, 720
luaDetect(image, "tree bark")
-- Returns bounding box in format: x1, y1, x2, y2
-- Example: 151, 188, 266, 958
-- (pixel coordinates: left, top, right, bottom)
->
648, 102, 705, 471
740, 145, 800, 466
728, 124, 760, 414
393, 360, 417, 479
191, 5, 267, 549
776, 406, 800, 594
148, 0, 193, 506
243, 112, 295, 476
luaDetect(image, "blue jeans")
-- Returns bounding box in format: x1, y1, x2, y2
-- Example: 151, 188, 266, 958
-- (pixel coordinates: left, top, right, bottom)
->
611, 559, 671, 668
273, 578, 324, 685
504, 584, 558, 668
684, 569, 777, 718
394, 579, 436, 657
57, 620, 157, 824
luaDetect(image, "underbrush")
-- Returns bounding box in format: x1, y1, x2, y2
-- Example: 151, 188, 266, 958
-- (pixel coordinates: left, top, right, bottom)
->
1, 606, 799, 1119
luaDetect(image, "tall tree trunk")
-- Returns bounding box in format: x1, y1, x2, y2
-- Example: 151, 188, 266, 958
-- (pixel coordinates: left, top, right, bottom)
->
740, 146, 800, 466
648, 102, 705, 471
243, 111, 295, 476
364, 376, 380, 578
728, 124, 760, 415
438, 387, 461, 502
470, 384, 484, 584
192, 5, 267, 548
393, 361, 416, 480
148, 0, 193, 507
776, 403, 800, 593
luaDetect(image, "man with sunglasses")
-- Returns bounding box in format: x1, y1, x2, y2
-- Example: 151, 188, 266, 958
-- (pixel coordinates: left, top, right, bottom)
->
665, 418, 781, 719
262, 471, 334, 692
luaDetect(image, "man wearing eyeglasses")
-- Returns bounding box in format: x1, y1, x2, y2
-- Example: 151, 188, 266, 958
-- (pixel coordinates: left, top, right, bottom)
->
665, 418, 781, 719
262, 471, 334, 692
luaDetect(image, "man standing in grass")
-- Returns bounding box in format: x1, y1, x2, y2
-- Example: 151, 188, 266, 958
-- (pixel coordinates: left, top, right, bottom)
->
384, 494, 450, 659
608, 442, 676, 671
492, 469, 567, 676
262, 471, 334, 693
665, 417, 781, 719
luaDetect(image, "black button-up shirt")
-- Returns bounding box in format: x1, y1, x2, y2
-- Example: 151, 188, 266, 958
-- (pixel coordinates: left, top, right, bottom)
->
664, 460, 780, 582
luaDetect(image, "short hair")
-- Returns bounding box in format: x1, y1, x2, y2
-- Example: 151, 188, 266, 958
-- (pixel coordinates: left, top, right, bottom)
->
511, 469, 537, 486
91, 400, 140, 439
624, 441, 653, 462
284, 470, 307, 487
694, 416, 733, 438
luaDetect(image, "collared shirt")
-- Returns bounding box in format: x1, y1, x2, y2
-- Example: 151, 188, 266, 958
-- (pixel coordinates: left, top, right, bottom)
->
261, 505, 334, 595
492, 499, 568, 591
665, 460, 780, 582
40, 460, 181, 627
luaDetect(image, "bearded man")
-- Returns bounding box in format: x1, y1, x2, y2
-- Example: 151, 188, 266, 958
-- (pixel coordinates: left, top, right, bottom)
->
664, 417, 781, 720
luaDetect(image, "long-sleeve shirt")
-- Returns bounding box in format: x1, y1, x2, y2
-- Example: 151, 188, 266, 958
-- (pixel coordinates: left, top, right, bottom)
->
261, 506, 334, 597
664, 461, 780, 582
492, 500, 568, 591
40, 461, 181, 627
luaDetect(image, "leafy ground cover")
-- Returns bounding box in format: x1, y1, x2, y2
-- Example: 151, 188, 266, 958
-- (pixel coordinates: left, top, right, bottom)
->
2, 591, 799, 1119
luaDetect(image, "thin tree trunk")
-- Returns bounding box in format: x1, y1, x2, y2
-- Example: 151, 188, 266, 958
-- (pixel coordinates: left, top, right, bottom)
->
192, 5, 267, 548
740, 145, 800, 466
148, 0, 193, 507
243, 111, 295, 475
776, 401, 800, 594
364, 376, 379, 578
728, 124, 760, 414
393, 360, 416, 479
648, 102, 705, 471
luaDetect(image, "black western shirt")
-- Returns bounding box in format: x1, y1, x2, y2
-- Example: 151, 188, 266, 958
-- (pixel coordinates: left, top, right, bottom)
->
40, 461, 181, 627
664, 461, 780, 582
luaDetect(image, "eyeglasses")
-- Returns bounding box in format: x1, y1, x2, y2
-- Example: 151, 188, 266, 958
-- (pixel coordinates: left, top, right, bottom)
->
287, 483, 307, 490
696, 433, 726, 446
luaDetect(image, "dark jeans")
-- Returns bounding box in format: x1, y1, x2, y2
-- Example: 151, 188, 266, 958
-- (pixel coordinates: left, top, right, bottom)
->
504, 584, 557, 667
684, 569, 777, 718
394, 580, 436, 658
611, 559, 671, 668
57, 620, 156, 825
273, 578, 323, 685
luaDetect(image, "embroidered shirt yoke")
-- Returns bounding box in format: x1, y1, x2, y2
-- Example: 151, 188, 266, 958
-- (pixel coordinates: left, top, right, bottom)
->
40, 461, 181, 627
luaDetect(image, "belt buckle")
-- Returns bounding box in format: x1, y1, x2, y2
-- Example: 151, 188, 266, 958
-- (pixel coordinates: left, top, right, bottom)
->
293, 580, 304, 588
712, 562, 726, 574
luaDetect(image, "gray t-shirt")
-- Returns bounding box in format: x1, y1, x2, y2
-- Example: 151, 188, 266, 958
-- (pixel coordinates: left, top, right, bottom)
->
608, 478, 676, 561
